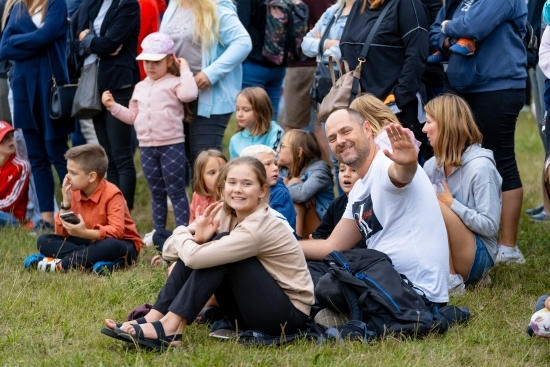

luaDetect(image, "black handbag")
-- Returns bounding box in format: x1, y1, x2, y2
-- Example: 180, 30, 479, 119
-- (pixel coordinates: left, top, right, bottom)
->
310, 10, 340, 104
48, 52, 77, 120
71, 20, 102, 119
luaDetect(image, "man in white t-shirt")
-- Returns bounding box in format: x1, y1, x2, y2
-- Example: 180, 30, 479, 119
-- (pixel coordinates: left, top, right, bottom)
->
301, 108, 449, 304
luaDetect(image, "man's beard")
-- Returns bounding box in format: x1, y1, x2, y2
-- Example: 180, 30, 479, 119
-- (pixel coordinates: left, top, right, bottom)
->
335, 140, 370, 170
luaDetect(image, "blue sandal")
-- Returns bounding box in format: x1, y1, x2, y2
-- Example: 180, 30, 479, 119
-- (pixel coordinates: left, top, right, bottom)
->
116, 321, 182, 351
100, 317, 147, 342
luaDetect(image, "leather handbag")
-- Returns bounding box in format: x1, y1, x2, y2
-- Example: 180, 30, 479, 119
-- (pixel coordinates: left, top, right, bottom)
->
48, 52, 77, 120
317, 3, 391, 122
71, 60, 102, 119
310, 9, 339, 104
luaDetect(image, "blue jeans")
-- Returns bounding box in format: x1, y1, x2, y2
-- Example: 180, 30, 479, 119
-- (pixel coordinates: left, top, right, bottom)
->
242, 60, 286, 121
0, 211, 19, 227
464, 235, 494, 285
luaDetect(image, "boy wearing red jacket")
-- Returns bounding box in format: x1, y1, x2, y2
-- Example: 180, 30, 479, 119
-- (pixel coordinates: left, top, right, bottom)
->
0, 122, 30, 227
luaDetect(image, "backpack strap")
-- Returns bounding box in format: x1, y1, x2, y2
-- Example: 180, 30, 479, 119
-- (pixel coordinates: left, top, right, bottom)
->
350, 3, 391, 103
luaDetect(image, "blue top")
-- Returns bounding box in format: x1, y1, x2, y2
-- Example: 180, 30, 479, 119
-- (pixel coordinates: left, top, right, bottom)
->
160, 0, 252, 118
270, 177, 297, 232
229, 121, 284, 159
429, 0, 527, 93
301, 3, 348, 63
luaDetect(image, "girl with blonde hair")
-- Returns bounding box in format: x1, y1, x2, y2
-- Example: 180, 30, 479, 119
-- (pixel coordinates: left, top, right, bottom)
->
160, 0, 251, 175
422, 94, 501, 295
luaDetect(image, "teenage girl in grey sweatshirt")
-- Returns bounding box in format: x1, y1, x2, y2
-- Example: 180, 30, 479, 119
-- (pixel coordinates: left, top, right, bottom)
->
422, 94, 502, 294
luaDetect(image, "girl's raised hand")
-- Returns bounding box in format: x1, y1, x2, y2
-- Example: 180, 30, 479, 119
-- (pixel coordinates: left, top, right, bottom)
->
194, 202, 222, 244
101, 91, 114, 108
178, 58, 189, 68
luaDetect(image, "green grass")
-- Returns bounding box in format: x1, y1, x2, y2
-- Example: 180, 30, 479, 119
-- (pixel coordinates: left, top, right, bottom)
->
2, 112, 550, 366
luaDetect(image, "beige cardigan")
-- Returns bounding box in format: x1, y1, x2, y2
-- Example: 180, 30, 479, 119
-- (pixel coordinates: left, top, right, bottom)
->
163, 203, 314, 316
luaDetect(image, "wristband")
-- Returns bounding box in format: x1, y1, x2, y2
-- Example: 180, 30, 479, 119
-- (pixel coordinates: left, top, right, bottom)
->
60, 202, 71, 210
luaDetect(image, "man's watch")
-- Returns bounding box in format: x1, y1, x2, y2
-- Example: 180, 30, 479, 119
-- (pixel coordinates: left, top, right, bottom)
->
60, 202, 71, 210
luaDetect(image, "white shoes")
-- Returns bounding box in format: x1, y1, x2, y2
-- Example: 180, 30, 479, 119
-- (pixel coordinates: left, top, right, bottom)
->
143, 230, 156, 247
448, 273, 466, 296
495, 245, 525, 264
37, 258, 61, 272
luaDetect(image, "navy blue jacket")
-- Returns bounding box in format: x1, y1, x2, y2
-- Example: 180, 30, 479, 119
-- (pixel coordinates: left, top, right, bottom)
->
270, 177, 297, 232
0, 0, 74, 139
429, 0, 527, 93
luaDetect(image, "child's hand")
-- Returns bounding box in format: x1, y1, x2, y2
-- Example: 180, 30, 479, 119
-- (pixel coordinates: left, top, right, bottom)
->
61, 175, 72, 208
194, 72, 212, 90
102, 91, 114, 108
61, 214, 88, 237
178, 58, 189, 68
194, 203, 222, 244
436, 181, 454, 207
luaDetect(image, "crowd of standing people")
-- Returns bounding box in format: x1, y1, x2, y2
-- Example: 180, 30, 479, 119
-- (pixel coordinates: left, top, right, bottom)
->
3, 0, 550, 345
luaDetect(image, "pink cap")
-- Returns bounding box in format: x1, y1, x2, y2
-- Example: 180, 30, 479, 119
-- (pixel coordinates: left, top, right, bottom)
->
0, 121, 14, 141
136, 32, 175, 61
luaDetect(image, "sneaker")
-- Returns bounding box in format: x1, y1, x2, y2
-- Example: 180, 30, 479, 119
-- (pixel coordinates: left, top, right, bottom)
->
143, 229, 156, 247
496, 245, 526, 264
530, 211, 550, 222
28, 220, 54, 236
92, 260, 124, 275
24, 253, 44, 269
448, 274, 466, 296
37, 257, 61, 272
525, 204, 545, 216
449, 38, 476, 56
313, 308, 349, 327
427, 51, 449, 64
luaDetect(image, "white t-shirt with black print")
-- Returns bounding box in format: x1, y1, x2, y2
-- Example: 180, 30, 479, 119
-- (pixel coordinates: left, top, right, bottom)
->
343, 151, 449, 303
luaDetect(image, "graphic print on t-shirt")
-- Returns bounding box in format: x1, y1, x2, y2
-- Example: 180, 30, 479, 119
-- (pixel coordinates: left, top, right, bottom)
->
351, 194, 383, 239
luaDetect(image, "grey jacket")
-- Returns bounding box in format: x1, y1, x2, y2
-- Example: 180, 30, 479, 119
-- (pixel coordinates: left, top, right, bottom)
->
423, 144, 502, 261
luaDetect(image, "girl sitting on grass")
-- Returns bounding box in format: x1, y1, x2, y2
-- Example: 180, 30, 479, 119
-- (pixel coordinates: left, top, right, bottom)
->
102, 157, 313, 350
151, 149, 227, 266
228, 87, 284, 159
278, 130, 334, 239
422, 94, 501, 295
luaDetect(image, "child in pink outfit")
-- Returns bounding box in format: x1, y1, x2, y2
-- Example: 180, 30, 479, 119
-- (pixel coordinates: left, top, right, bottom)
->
102, 32, 198, 231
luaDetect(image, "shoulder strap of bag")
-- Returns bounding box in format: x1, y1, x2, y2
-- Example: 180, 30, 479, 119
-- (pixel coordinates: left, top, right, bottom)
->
317, 7, 340, 58
350, 2, 391, 102
46, 51, 57, 87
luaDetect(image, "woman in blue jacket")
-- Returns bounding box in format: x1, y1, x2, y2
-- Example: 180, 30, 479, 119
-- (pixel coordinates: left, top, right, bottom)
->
0, 0, 72, 228
159, 0, 251, 177
429, 0, 527, 265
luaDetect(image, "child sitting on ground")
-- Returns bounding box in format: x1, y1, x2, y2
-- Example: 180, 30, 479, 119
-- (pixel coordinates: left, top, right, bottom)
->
151, 149, 228, 266
278, 130, 334, 238
0, 122, 30, 227
229, 87, 284, 159
25, 144, 143, 273
240, 144, 297, 232
311, 162, 365, 249
427, 0, 475, 63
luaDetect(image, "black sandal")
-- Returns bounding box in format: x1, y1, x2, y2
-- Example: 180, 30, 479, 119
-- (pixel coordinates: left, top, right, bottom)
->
116, 321, 182, 351
100, 317, 147, 342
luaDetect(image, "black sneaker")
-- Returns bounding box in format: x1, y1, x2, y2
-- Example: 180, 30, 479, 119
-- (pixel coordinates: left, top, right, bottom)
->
526, 204, 544, 216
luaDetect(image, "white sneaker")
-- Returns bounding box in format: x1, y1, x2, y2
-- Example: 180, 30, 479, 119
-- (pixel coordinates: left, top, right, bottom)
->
495, 245, 525, 264
448, 273, 466, 296
37, 258, 61, 272
142, 229, 156, 247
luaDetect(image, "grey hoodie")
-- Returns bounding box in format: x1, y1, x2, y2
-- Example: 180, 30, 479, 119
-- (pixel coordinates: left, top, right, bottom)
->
423, 144, 502, 261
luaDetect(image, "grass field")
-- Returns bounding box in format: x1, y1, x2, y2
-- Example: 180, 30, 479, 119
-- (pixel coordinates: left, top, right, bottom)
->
2, 111, 550, 366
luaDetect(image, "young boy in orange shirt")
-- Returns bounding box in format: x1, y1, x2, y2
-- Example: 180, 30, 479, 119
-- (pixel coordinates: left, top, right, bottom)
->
25, 144, 143, 273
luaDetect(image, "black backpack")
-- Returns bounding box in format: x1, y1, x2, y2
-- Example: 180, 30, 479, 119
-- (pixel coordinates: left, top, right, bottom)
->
316, 249, 470, 338
511, 20, 538, 69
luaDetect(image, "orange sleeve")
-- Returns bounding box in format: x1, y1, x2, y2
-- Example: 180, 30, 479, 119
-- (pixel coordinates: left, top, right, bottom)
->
93, 192, 126, 240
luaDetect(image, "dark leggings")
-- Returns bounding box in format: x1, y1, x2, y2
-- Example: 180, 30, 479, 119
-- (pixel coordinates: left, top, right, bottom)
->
93, 87, 136, 209
461, 89, 525, 191
152, 257, 308, 336
140, 144, 189, 229
36, 234, 138, 270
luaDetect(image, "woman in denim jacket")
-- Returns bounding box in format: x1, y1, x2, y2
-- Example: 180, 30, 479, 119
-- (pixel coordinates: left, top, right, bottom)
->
301, 0, 355, 63
160, 0, 251, 176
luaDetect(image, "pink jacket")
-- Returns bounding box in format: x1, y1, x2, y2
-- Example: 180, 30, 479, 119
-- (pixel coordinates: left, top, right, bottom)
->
109, 68, 198, 147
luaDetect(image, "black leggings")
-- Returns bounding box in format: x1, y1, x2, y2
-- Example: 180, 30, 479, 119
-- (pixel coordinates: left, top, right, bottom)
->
93, 87, 136, 209
460, 89, 525, 192
152, 257, 308, 336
